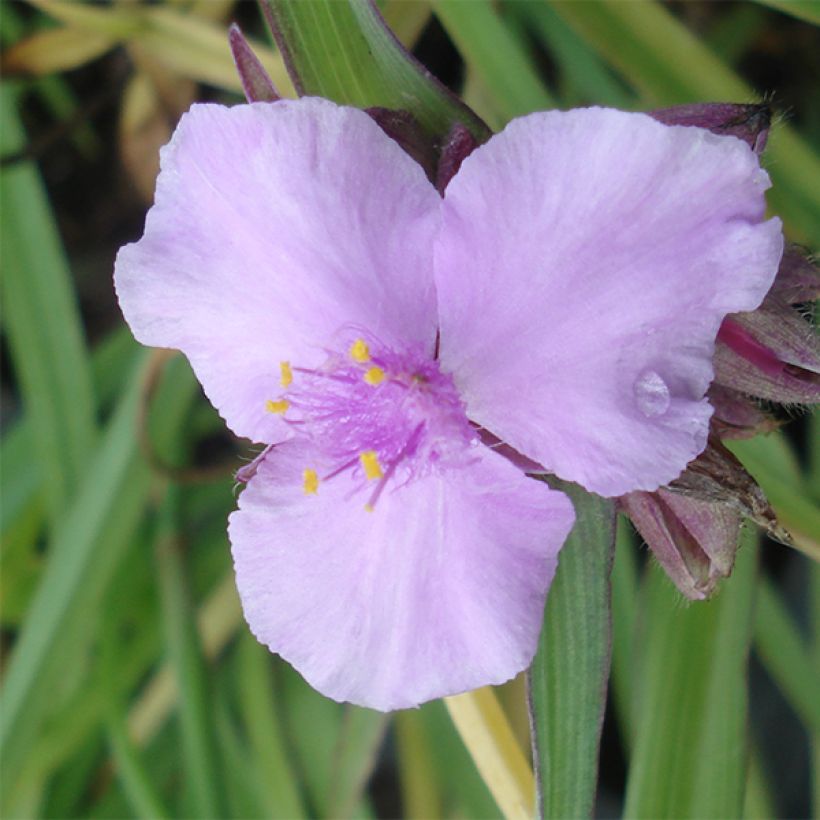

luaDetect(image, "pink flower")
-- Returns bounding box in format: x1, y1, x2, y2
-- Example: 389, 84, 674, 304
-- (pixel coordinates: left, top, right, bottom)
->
115, 99, 782, 710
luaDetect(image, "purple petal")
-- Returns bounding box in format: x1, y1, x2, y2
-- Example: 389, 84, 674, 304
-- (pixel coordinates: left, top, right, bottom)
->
228, 440, 574, 711
115, 99, 441, 443
435, 108, 783, 497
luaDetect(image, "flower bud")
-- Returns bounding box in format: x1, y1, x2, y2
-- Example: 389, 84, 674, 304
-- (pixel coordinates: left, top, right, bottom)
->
649, 102, 771, 154
715, 300, 820, 404
622, 488, 740, 600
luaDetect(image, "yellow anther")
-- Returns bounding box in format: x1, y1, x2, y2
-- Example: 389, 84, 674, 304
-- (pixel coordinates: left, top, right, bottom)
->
360, 450, 383, 480
265, 399, 289, 414
303, 468, 319, 495
364, 503, 375, 513
350, 338, 370, 363
363, 366, 386, 386
280, 361, 293, 388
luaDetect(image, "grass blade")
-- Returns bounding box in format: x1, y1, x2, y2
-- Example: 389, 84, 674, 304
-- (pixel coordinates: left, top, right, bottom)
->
754, 575, 820, 732
326, 707, 391, 819
750, 0, 820, 25
0, 355, 149, 786
445, 687, 534, 819
623, 528, 758, 818
235, 634, 307, 819
1, 84, 96, 525
154, 486, 225, 818
433, 0, 555, 124
527, 484, 615, 819
610, 514, 640, 748
261, 0, 489, 142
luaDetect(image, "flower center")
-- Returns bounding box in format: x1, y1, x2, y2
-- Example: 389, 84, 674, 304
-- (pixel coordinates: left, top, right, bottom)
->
266, 333, 477, 510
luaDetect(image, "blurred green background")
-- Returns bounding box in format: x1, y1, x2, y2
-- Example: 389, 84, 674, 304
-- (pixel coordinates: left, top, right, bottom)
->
1, 1, 819, 817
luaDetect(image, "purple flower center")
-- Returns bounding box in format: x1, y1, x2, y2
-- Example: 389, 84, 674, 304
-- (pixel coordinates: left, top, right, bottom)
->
267, 333, 477, 509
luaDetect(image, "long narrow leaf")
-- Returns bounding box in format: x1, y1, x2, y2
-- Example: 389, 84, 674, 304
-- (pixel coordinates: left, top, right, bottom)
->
0, 356, 149, 788
235, 635, 307, 819
755, 575, 820, 732
527, 484, 616, 818
624, 529, 758, 818
154, 486, 224, 818
1, 84, 96, 526
433, 0, 555, 124
261, 0, 489, 142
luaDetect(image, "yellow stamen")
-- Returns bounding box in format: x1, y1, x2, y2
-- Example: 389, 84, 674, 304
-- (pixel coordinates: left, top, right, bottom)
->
350, 338, 370, 363
360, 450, 383, 480
364, 503, 375, 513
265, 399, 289, 414
303, 468, 319, 495
280, 361, 293, 388
364, 366, 386, 386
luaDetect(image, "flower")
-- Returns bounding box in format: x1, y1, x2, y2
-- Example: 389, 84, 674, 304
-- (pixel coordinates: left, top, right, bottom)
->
115, 98, 782, 710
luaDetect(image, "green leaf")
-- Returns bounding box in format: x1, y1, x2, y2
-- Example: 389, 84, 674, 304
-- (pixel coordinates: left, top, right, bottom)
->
729, 434, 820, 544
624, 528, 758, 818
278, 662, 384, 819
103, 671, 171, 818
610, 514, 640, 747
0, 355, 199, 800
512, 2, 633, 108
528, 484, 616, 818
0, 357, 148, 787
433, 0, 555, 124
326, 707, 391, 819
416, 700, 498, 819
395, 711, 443, 819
235, 635, 307, 819
260, 0, 489, 142
155, 486, 225, 818
749, 0, 820, 25
754, 574, 820, 732
0, 84, 96, 527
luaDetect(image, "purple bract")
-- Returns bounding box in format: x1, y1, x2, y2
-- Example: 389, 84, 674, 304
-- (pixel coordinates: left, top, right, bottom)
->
115, 99, 782, 710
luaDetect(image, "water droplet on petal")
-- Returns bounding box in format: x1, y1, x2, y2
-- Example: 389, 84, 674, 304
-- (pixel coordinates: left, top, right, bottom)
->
634, 370, 671, 417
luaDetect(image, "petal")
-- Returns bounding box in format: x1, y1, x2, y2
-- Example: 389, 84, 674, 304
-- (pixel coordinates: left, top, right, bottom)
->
115, 99, 441, 443
228, 441, 574, 711
435, 107, 783, 497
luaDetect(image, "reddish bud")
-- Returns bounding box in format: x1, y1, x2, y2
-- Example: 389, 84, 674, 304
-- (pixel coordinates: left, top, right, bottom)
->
769, 244, 820, 305
436, 123, 479, 194
708, 384, 780, 440
621, 489, 741, 600
668, 437, 789, 546
650, 102, 771, 154
715, 302, 820, 404
365, 108, 438, 185
229, 24, 280, 103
